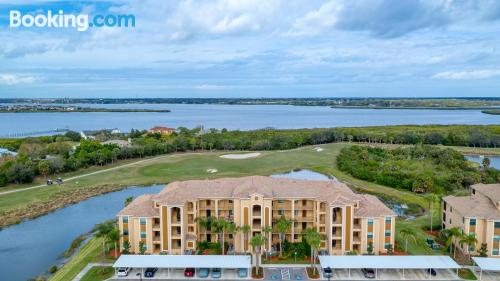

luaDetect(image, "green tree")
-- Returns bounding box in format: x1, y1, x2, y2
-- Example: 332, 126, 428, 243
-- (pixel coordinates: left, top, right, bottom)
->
122, 240, 131, 254
427, 194, 440, 232
302, 228, 322, 274
400, 228, 417, 253
482, 157, 491, 171
38, 160, 51, 178
274, 216, 292, 257
95, 222, 114, 259
261, 226, 273, 259
213, 218, 230, 255
139, 240, 147, 254
124, 196, 134, 207
195, 216, 214, 243
108, 228, 120, 258
367, 242, 374, 255
478, 243, 488, 257
241, 224, 251, 253
460, 233, 478, 262
251, 234, 267, 274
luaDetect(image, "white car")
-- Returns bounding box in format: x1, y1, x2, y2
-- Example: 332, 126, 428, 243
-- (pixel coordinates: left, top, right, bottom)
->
117, 267, 131, 277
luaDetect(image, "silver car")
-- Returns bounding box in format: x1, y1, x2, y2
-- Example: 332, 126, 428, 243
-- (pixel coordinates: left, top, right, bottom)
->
212, 268, 222, 278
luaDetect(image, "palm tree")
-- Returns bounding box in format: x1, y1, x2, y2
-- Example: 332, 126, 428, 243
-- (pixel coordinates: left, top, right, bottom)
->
261, 226, 273, 259
428, 194, 439, 233
439, 229, 453, 254
226, 222, 239, 254
302, 228, 322, 275
251, 234, 267, 275
241, 224, 251, 253
213, 218, 230, 254
108, 228, 121, 258
275, 216, 292, 257
449, 227, 462, 258
399, 228, 417, 253
482, 157, 490, 171
195, 216, 214, 243
460, 233, 478, 262
95, 222, 114, 259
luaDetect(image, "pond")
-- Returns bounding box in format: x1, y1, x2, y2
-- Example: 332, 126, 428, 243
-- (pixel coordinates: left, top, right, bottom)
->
466, 155, 500, 169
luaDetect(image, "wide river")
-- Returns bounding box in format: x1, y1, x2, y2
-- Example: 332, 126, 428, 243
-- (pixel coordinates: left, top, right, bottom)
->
0, 104, 499, 136
0, 169, 328, 281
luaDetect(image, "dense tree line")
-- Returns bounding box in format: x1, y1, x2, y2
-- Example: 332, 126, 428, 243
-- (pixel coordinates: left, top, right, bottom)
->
337, 145, 500, 194
0, 125, 498, 187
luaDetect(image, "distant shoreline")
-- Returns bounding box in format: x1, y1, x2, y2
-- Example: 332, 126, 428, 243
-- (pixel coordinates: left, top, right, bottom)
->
482, 109, 500, 115
331, 106, 500, 110
0, 109, 171, 113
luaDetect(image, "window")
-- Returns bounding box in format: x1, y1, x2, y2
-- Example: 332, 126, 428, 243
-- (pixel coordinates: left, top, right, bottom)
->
450, 207, 453, 213
470, 218, 477, 226
122, 216, 128, 224
472, 189, 476, 194
294, 234, 299, 240
385, 230, 391, 237
278, 209, 284, 215
367, 219, 374, 226
123, 230, 129, 236
141, 231, 147, 238
229, 210, 234, 216
140, 218, 146, 225
278, 199, 284, 203
294, 210, 299, 216
495, 221, 500, 228
443, 201, 447, 211
367, 232, 373, 239
384, 243, 391, 249
493, 249, 500, 256
494, 235, 500, 242
385, 217, 391, 224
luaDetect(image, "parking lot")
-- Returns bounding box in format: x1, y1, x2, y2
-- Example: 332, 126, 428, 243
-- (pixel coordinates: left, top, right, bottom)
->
111, 268, 248, 280
473, 270, 500, 281
325, 268, 459, 280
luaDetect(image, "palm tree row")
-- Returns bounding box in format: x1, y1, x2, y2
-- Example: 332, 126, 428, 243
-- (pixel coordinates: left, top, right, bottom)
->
440, 227, 478, 261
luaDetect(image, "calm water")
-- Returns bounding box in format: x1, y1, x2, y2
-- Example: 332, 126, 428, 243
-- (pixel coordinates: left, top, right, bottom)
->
466, 155, 500, 169
0, 104, 499, 136
0, 185, 164, 281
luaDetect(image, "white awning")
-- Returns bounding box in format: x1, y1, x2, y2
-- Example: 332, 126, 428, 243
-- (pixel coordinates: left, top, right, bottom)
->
319, 255, 460, 269
473, 257, 500, 271
113, 255, 252, 269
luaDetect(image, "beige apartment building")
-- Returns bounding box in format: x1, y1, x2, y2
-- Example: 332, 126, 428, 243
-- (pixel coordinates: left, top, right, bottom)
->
118, 176, 396, 256
442, 183, 500, 258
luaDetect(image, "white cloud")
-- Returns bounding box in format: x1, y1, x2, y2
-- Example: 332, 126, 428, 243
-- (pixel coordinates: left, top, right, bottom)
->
432, 69, 500, 80
0, 74, 39, 85
166, 0, 281, 39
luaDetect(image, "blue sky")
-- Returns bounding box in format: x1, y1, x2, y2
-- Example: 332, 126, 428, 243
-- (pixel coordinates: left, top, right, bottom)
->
1, 0, 500, 98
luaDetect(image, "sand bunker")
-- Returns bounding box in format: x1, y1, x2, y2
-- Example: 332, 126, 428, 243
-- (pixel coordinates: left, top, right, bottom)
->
206, 168, 218, 173
220, 152, 261, 159
313, 147, 324, 152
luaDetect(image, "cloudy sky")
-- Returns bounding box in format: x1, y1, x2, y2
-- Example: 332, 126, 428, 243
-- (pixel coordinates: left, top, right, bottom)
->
1, 0, 500, 98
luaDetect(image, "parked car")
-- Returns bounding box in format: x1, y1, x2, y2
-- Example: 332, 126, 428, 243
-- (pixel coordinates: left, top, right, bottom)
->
198, 268, 210, 278
323, 267, 333, 278
212, 268, 222, 278
117, 267, 131, 277
237, 268, 248, 278
427, 268, 437, 276
361, 268, 375, 279
144, 268, 158, 278
184, 268, 195, 277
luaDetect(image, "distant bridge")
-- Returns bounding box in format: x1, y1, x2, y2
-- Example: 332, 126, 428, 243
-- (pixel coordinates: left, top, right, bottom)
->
0, 128, 70, 138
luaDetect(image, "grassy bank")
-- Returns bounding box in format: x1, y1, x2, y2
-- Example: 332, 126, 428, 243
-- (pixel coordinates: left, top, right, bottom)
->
49, 237, 112, 281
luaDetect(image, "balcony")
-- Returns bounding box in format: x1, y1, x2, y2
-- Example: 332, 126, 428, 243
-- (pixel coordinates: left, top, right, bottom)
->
353, 224, 361, 231
332, 217, 342, 225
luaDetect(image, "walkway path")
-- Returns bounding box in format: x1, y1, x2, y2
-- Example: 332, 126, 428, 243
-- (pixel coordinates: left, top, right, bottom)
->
72, 262, 112, 281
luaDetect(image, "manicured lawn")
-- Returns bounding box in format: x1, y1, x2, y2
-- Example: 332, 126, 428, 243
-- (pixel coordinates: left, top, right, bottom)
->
49, 237, 114, 281
80, 266, 114, 281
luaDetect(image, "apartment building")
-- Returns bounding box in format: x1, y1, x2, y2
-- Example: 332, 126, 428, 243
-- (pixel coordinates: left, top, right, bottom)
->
118, 176, 396, 256
442, 183, 500, 258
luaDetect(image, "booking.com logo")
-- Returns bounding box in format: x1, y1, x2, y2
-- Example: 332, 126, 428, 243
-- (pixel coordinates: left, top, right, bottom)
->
9, 10, 135, 32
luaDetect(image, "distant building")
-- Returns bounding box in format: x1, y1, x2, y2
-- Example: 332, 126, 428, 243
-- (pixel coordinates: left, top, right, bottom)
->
111, 128, 121, 134
443, 183, 500, 258
149, 126, 175, 135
